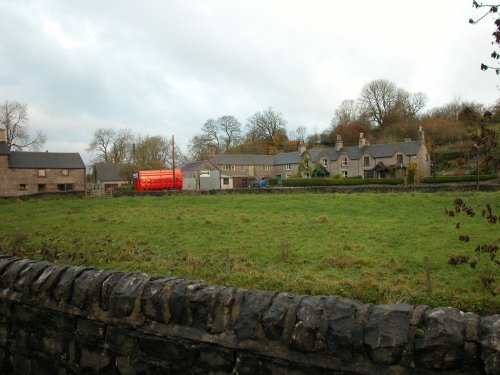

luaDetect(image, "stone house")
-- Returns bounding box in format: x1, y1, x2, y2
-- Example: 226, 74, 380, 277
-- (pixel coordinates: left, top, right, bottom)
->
210, 154, 275, 188
208, 127, 431, 183
0, 129, 86, 197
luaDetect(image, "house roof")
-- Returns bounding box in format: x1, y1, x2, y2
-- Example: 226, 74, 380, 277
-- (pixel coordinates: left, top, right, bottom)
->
364, 141, 420, 158
208, 139, 423, 167
274, 151, 302, 165
181, 160, 219, 172
8, 151, 85, 169
0, 141, 9, 155
211, 154, 275, 165
94, 163, 127, 181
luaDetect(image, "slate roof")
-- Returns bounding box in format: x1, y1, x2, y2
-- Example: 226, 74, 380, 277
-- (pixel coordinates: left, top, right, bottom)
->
211, 154, 274, 165
274, 151, 302, 165
0, 141, 9, 155
8, 151, 85, 169
94, 163, 126, 181
181, 160, 219, 172
208, 140, 423, 167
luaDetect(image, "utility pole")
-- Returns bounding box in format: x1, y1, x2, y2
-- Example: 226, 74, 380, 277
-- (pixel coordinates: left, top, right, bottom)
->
172, 135, 176, 190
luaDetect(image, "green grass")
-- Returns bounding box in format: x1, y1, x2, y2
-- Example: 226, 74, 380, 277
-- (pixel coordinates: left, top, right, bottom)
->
0, 192, 498, 314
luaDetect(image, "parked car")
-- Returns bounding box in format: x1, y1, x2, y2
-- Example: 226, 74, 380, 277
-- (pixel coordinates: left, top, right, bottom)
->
252, 179, 269, 188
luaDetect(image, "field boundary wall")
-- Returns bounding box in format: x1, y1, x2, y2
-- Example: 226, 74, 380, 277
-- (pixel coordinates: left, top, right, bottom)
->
0, 256, 498, 374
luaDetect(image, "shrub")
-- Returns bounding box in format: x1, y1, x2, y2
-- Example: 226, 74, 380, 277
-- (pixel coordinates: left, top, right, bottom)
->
421, 175, 497, 183
282, 178, 403, 187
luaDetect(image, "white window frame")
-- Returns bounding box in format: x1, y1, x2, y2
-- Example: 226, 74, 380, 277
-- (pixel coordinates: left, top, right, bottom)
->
62, 169, 69, 176
38, 169, 46, 177
341, 170, 348, 178
322, 158, 328, 167
341, 157, 348, 167
286, 164, 291, 171
263, 164, 269, 171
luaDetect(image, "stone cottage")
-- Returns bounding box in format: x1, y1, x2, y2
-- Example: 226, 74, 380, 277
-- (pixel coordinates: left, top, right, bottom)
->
209, 127, 431, 182
0, 128, 86, 197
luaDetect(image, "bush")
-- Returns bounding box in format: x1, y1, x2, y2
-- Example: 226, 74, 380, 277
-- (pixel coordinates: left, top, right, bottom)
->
282, 178, 403, 187
421, 175, 497, 183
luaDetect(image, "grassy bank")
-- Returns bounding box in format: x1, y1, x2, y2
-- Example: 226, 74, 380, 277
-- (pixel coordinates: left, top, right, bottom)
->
0, 192, 498, 314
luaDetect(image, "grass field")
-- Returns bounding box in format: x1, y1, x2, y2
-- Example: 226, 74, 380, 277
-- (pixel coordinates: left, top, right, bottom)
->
0, 192, 498, 314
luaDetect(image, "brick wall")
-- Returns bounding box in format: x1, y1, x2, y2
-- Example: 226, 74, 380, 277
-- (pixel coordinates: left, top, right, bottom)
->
0, 256, 498, 374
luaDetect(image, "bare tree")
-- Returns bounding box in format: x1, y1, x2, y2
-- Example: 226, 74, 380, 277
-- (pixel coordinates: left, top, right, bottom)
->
87, 128, 116, 163
246, 107, 287, 148
331, 99, 360, 127
358, 80, 426, 128
87, 127, 134, 164
134, 135, 170, 170
0, 100, 46, 151
109, 129, 133, 164
134, 135, 186, 170
358, 79, 401, 128
201, 119, 222, 151
401, 92, 428, 118
188, 134, 213, 160
295, 126, 308, 141
218, 115, 242, 150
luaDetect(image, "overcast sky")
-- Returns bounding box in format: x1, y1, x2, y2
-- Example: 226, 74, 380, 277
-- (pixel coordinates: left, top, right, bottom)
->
0, 1, 498, 164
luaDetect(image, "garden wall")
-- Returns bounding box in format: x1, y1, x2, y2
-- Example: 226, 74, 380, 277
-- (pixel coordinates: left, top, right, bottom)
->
0, 255, 498, 374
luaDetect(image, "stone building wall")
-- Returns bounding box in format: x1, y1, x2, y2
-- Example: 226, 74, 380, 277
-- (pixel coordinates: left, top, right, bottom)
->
0, 160, 85, 197
0, 256, 498, 374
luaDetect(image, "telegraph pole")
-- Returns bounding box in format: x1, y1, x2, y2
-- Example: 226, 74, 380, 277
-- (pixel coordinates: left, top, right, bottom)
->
172, 135, 176, 190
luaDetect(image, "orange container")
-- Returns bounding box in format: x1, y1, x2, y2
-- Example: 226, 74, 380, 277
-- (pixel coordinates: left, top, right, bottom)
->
133, 169, 183, 191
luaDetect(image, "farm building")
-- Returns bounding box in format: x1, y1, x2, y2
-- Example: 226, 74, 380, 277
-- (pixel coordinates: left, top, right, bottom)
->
181, 160, 223, 191
93, 163, 130, 192
0, 128, 86, 197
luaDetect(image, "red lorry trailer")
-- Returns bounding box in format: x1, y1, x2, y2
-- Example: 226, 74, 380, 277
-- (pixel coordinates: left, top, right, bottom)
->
133, 169, 183, 191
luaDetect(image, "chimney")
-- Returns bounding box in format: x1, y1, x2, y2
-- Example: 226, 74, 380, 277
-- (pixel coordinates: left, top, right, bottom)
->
335, 134, 343, 151
0, 128, 5, 143
418, 126, 425, 143
358, 133, 366, 149
298, 140, 306, 154
210, 147, 217, 158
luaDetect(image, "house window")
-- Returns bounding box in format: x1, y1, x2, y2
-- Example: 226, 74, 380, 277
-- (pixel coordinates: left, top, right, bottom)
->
342, 171, 348, 178
19, 184, 26, 191
305, 160, 309, 168
57, 184, 74, 191
364, 170, 374, 179
263, 165, 269, 171
322, 158, 328, 167
240, 165, 245, 171
223, 178, 229, 185
38, 184, 46, 192
364, 156, 370, 166
222, 165, 235, 171
286, 164, 291, 171
285, 174, 291, 179
341, 157, 348, 167
397, 154, 404, 164
38, 169, 46, 177
62, 169, 69, 176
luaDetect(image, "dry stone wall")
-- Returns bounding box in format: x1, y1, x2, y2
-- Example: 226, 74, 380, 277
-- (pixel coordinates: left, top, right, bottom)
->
0, 255, 498, 374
